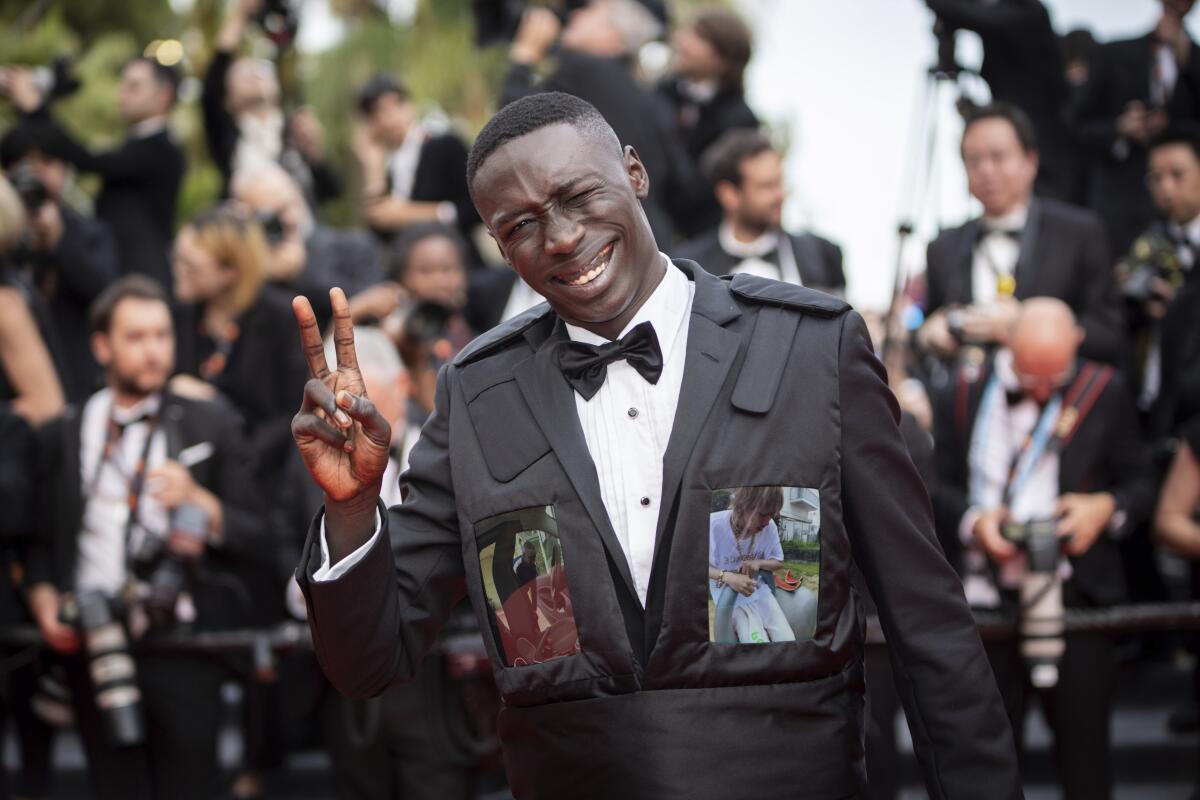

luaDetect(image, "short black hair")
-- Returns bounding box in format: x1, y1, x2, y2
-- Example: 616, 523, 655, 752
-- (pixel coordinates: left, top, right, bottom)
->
700, 128, 773, 188
90, 274, 170, 334
466, 92, 618, 191
357, 73, 410, 116
389, 222, 469, 281
1149, 123, 1200, 163
0, 120, 72, 170
961, 101, 1038, 152
127, 56, 180, 106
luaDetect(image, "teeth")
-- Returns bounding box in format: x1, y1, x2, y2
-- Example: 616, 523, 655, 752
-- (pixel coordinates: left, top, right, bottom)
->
562, 245, 613, 287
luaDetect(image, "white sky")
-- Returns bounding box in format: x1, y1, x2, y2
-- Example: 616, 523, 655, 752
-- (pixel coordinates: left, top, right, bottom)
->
738, 0, 1200, 309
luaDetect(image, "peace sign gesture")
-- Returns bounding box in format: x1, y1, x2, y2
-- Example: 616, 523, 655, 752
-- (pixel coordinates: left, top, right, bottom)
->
291, 288, 391, 506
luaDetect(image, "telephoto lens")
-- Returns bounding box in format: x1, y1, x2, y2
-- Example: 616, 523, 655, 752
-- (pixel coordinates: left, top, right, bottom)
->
75, 590, 145, 745
1015, 519, 1065, 688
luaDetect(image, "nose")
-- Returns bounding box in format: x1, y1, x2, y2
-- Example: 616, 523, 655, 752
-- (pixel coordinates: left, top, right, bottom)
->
543, 211, 584, 256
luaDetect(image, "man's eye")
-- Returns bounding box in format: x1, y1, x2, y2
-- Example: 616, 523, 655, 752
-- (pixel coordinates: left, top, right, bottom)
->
511, 219, 532, 234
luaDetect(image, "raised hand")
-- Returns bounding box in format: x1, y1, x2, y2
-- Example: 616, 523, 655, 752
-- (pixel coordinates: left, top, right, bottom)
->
291, 288, 391, 505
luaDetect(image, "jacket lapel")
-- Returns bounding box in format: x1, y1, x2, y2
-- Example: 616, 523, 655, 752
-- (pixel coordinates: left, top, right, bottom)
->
1014, 199, 1043, 298
651, 261, 741, 565
512, 320, 640, 602
954, 220, 980, 304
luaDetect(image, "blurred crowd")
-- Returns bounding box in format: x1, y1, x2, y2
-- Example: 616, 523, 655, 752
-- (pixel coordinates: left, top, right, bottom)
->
0, 0, 1198, 798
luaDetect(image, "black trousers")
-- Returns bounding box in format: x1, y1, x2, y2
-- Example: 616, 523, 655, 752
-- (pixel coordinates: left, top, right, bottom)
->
65, 652, 228, 800
986, 632, 1116, 800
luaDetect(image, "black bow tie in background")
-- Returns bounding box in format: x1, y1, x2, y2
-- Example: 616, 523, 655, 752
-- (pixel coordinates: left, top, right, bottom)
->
556, 321, 664, 401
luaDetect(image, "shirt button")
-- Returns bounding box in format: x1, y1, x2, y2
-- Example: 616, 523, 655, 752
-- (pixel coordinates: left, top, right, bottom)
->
627, 407, 639, 419
640, 496, 651, 507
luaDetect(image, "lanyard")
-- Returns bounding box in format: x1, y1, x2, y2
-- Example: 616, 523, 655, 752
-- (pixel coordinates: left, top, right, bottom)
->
999, 387, 1062, 509
88, 411, 160, 559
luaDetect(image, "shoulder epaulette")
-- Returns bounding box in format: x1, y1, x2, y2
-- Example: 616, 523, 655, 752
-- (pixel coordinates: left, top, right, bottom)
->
453, 302, 555, 366
726, 273, 851, 317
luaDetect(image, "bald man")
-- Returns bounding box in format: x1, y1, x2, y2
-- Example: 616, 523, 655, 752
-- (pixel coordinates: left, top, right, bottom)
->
931, 297, 1156, 799
231, 163, 384, 326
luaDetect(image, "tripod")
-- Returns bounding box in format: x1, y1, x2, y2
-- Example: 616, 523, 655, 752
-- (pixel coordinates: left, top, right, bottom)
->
880, 20, 987, 367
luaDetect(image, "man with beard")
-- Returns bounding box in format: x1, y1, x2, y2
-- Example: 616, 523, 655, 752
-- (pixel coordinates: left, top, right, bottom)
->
26, 276, 268, 800
290, 92, 1018, 798
678, 128, 845, 295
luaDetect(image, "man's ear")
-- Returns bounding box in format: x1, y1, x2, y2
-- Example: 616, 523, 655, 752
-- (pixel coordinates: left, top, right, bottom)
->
91, 332, 111, 368
714, 180, 740, 213
624, 145, 650, 199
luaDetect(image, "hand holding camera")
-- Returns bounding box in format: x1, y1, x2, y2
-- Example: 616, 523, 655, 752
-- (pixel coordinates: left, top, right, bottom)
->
1055, 491, 1116, 557
972, 506, 1018, 563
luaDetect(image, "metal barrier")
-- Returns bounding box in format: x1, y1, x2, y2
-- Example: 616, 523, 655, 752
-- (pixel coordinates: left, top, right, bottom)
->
2, 602, 1200, 657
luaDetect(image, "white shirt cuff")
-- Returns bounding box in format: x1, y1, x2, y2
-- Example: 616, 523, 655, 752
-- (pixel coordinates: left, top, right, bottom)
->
312, 507, 383, 582
959, 506, 983, 547
435, 201, 458, 225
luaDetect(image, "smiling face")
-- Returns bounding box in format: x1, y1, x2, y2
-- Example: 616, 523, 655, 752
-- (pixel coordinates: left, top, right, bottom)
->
471, 122, 664, 340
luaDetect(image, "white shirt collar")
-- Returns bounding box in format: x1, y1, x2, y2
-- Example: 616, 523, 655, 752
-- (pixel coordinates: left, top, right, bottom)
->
106, 389, 163, 425
719, 221, 780, 259
982, 202, 1029, 232
1171, 213, 1200, 245
564, 253, 689, 362
130, 116, 169, 139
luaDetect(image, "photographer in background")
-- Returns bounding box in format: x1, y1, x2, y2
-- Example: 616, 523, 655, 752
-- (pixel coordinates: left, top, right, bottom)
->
349, 223, 476, 418
1127, 126, 1200, 439
677, 129, 846, 295
931, 298, 1155, 800
1, 121, 120, 402
205, 0, 342, 207
0, 57, 184, 289
353, 74, 479, 256
924, 0, 1083, 204
25, 275, 268, 800
230, 162, 384, 329
917, 102, 1123, 365
501, 0, 705, 245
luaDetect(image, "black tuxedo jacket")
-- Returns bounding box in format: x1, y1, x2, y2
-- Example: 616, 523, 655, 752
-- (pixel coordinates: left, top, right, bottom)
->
378, 131, 480, 260
924, 197, 1123, 362
676, 228, 846, 295
28, 393, 271, 630
32, 111, 183, 288
1066, 32, 1200, 255
931, 358, 1156, 607
297, 260, 1019, 799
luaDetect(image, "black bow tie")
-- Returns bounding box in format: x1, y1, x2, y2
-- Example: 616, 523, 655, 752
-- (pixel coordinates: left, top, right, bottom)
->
980, 225, 1023, 242
556, 321, 664, 401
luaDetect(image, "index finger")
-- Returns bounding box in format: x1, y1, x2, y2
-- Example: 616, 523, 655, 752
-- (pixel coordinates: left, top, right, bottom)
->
330, 287, 359, 372
293, 295, 331, 379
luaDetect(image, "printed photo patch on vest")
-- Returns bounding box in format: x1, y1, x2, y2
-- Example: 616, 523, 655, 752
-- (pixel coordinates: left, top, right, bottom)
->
708, 486, 820, 644
475, 505, 581, 667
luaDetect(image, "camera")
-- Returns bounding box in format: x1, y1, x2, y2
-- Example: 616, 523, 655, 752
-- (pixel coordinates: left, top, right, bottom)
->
28, 56, 81, 104
255, 0, 300, 49
256, 210, 287, 245
130, 505, 208, 627
7, 162, 48, 212
59, 590, 146, 746
1121, 263, 1172, 304
1002, 517, 1065, 688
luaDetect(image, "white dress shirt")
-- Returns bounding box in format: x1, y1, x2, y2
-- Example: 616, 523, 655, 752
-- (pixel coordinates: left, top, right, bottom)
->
718, 222, 802, 286
316, 255, 694, 607
971, 204, 1027, 305
77, 389, 169, 596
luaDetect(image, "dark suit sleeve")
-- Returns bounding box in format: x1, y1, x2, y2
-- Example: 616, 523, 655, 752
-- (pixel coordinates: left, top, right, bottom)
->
201, 50, 239, 181
1073, 213, 1124, 363
52, 211, 120, 304
429, 135, 479, 236
207, 409, 273, 562
29, 110, 157, 182
930, 376, 969, 570
1064, 45, 1124, 159
838, 312, 1020, 799
923, 237, 948, 315
298, 364, 467, 699
1098, 373, 1157, 536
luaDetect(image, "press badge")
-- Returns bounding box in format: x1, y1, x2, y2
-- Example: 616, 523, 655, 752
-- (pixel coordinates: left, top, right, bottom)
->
707, 485, 821, 644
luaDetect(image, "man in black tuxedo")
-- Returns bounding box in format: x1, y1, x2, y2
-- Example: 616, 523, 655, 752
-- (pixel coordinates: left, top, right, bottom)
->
924, 0, 1081, 203
501, 1, 705, 246
1, 58, 184, 289
677, 129, 846, 295
918, 102, 1123, 364
25, 276, 269, 800
932, 298, 1155, 799
1066, 0, 1200, 257
289, 91, 1019, 798
353, 74, 479, 256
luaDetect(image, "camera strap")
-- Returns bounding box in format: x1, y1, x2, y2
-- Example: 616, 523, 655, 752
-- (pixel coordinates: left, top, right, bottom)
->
999, 362, 1112, 508
87, 410, 161, 566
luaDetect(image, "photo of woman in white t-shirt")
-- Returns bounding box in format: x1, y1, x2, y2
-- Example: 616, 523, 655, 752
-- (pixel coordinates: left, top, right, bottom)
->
708, 486, 796, 644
